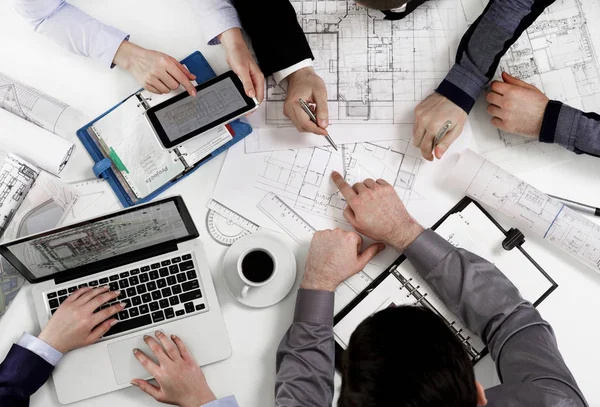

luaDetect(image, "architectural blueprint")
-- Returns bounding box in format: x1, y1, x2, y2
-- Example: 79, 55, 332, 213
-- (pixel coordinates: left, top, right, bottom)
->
452, 149, 600, 273
254, 139, 422, 224
460, 0, 600, 166
245, 0, 459, 151
0, 154, 40, 239
0, 72, 86, 139
0, 256, 23, 319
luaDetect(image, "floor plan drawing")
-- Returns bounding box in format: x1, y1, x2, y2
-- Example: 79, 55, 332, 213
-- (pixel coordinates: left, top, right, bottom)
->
0, 154, 40, 238
262, 0, 456, 126
254, 140, 422, 223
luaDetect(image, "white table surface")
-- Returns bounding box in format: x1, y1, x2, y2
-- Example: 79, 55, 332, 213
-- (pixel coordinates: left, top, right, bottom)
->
1, 1, 600, 406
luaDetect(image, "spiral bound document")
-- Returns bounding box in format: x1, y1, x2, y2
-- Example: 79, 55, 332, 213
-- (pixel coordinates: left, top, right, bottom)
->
333, 197, 557, 367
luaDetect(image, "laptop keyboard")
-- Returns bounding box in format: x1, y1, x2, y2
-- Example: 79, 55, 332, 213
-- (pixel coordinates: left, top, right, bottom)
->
45, 253, 208, 338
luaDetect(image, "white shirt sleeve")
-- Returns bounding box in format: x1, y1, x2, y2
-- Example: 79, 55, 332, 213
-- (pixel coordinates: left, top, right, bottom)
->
17, 332, 63, 366
191, 0, 242, 45
201, 395, 239, 407
272, 59, 314, 84
14, 0, 129, 68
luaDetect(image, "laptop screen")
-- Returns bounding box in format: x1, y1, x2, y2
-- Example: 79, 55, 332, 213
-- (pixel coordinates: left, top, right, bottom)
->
0, 197, 198, 283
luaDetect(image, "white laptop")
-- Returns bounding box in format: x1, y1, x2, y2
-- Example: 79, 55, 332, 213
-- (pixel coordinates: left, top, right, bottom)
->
0, 196, 231, 404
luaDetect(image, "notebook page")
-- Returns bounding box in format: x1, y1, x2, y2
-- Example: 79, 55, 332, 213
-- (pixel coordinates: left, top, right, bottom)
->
92, 97, 185, 198
435, 203, 553, 301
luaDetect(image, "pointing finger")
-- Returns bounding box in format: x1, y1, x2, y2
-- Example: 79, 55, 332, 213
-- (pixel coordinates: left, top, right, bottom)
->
331, 171, 356, 201
133, 348, 160, 377
167, 65, 197, 97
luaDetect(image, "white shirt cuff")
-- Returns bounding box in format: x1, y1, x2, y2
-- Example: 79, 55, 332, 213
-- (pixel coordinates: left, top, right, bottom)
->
272, 59, 314, 84
17, 332, 63, 366
204, 10, 242, 46
201, 395, 239, 407
391, 4, 408, 12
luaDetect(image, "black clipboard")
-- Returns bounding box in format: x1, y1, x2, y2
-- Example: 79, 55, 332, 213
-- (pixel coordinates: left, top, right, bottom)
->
333, 196, 558, 371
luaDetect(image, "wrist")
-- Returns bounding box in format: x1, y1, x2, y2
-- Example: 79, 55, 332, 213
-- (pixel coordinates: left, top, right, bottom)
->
112, 40, 140, 71
300, 270, 337, 292
287, 66, 315, 84
218, 28, 246, 52
37, 331, 67, 354
389, 221, 425, 252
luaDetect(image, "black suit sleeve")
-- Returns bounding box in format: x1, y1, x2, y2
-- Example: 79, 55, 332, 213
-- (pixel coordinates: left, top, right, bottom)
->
0, 345, 55, 407
232, 0, 314, 77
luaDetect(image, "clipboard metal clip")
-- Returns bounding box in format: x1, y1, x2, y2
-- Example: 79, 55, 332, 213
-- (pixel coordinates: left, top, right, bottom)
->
502, 228, 525, 251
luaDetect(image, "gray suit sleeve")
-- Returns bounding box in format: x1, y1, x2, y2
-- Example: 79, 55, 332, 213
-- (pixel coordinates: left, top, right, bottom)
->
405, 229, 587, 406
540, 101, 600, 157
275, 289, 336, 407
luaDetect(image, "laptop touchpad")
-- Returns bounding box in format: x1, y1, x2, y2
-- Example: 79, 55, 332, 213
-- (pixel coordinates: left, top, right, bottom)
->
107, 332, 161, 385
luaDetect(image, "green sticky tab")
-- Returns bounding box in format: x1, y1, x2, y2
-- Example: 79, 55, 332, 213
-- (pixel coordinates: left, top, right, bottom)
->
109, 148, 129, 174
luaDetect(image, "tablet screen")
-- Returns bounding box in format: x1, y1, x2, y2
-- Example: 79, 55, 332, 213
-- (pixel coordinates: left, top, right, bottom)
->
155, 77, 246, 142
146, 71, 256, 148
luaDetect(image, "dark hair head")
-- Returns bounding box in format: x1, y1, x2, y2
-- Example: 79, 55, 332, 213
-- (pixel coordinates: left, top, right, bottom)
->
358, 0, 410, 10
339, 306, 477, 407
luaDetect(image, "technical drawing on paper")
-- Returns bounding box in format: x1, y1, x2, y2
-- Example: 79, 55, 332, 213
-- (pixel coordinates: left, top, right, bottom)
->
0, 73, 70, 134
456, 149, 600, 271
0, 155, 39, 238
0, 256, 24, 319
254, 139, 422, 223
263, 0, 456, 126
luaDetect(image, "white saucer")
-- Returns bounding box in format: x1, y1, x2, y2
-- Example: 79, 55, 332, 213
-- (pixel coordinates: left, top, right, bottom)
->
222, 232, 297, 308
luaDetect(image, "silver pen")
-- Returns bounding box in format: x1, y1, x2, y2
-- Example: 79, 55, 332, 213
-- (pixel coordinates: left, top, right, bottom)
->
548, 194, 600, 217
298, 98, 338, 151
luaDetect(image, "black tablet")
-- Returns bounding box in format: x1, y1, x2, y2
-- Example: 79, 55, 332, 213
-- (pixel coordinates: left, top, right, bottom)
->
146, 71, 258, 149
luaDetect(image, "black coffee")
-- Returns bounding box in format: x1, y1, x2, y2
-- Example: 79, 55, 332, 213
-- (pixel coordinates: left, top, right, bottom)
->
241, 250, 274, 283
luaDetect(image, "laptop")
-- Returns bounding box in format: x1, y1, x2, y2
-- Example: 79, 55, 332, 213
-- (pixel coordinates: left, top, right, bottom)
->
0, 196, 231, 404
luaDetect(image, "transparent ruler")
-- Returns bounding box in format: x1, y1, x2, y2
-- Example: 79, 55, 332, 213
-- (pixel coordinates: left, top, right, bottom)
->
257, 193, 315, 244
257, 193, 375, 312
206, 199, 261, 246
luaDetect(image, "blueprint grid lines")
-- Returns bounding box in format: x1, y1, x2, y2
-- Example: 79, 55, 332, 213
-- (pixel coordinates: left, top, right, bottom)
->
263, 0, 455, 126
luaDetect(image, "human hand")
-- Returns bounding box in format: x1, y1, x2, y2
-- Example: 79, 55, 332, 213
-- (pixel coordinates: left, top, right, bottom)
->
113, 41, 197, 96
38, 287, 123, 354
219, 28, 264, 104
413, 93, 467, 161
331, 172, 424, 252
284, 66, 329, 136
132, 332, 216, 407
302, 229, 385, 292
486, 72, 549, 137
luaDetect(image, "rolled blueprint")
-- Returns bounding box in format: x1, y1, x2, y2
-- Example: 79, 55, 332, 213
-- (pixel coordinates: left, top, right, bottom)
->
451, 149, 600, 273
0, 154, 40, 238
0, 109, 75, 175
0, 73, 86, 140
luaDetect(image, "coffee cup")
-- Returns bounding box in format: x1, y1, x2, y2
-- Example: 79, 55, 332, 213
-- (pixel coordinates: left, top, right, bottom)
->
236, 247, 278, 299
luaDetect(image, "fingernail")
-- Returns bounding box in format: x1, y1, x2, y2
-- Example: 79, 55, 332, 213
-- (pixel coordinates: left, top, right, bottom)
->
143, 335, 150, 340
155, 330, 162, 337
114, 290, 121, 295
331, 171, 339, 177
130, 381, 139, 387
110, 319, 119, 326
119, 302, 127, 308
133, 348, 139, 354
318, 119, 328, 127
248, 89, 255, 97
171, 334, 178, 340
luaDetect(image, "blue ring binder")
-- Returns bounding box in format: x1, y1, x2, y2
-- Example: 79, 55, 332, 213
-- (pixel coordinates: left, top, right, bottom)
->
76, 51, 254, 207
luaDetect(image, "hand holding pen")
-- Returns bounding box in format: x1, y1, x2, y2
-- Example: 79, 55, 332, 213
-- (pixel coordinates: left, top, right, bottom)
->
298, 98, 338, 151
